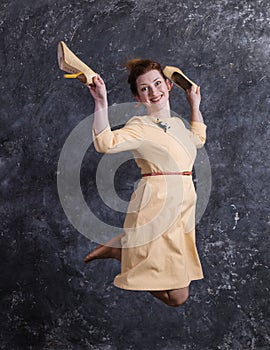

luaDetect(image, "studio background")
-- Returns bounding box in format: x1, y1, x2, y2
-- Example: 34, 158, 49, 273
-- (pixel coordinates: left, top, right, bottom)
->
0, 0, 269, 349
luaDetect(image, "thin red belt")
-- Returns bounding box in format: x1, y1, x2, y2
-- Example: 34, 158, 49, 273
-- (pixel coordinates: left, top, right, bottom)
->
142, 171, 192, 177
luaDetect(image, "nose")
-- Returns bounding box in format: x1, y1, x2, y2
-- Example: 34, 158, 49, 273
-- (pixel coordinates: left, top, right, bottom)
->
149, 85, 159, 96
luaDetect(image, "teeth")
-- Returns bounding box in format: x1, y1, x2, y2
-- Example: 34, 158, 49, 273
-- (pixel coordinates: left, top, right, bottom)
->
151, 95, 162, 102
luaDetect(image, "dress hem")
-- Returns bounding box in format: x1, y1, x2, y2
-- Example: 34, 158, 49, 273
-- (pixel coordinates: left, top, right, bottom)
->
113, 275, 204, 291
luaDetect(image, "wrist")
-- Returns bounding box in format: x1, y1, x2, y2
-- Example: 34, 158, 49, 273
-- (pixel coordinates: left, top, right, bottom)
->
190, 105, 200, 113
190, 109, 203, 123
95, 97, 108, 109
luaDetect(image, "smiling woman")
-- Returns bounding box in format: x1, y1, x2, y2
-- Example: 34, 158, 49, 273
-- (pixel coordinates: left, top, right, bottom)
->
135, 70, 171, 112
82, 58, 207, 307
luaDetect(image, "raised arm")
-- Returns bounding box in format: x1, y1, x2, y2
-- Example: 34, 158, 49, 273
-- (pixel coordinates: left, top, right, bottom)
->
185, 85, 206, 148
88, 75, 144, 154
185, 85, 204, 123
88, 75, 109, 135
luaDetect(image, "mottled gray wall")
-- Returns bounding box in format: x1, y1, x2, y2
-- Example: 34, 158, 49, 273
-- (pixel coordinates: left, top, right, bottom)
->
1, 0, 269, 349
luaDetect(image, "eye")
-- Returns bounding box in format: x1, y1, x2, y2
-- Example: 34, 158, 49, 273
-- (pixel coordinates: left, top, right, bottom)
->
141, 86, 148, 92
155, 80, 162, 86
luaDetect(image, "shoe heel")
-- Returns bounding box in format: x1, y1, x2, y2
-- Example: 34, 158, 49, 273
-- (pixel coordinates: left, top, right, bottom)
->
64, 72, 83, 79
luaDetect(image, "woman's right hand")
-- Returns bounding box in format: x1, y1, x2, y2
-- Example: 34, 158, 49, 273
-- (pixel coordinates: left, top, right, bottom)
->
88, 75, 107, 103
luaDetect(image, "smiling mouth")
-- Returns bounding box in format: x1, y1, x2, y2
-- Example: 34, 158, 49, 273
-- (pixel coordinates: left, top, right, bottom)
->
150, 94, 163, 103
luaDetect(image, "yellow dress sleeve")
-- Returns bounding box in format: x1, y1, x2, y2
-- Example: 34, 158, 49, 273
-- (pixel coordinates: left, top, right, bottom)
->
189, 121, 207, 148
92, 116, 144, 154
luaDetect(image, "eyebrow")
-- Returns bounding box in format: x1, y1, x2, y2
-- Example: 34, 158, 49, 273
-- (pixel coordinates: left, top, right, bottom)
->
138, 77, 161, 86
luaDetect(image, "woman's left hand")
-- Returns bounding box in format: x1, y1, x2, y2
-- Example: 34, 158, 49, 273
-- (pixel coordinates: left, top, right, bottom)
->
185, 85, 201, 111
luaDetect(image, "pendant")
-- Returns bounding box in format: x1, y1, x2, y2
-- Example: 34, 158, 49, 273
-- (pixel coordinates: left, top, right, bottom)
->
155, 118, 171, 133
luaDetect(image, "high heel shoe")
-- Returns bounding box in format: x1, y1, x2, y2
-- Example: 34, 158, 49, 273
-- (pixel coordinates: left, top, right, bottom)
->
163, 66, 198, 91
57, 41, 97, 85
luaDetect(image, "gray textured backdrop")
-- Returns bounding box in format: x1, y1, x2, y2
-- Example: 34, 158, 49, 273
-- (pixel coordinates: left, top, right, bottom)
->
0, 0, 269, 349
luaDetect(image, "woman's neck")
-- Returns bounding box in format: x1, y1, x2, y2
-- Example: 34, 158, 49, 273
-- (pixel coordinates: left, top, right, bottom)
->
147, 100, 171, 119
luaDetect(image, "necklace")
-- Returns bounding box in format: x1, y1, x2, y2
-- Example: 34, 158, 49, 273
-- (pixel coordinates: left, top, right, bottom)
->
154, 118, 171, 133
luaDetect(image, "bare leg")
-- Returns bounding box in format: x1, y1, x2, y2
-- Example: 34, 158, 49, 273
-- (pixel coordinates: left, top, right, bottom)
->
150, 286, 189, 307
84, 233, 124, 263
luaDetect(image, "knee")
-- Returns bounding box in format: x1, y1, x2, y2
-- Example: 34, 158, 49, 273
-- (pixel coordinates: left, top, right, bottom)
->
168, 290, 189, 307
170, 296, 188, 307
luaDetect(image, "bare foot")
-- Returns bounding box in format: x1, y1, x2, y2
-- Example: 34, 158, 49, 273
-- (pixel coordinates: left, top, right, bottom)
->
84, 234, 124, 263
84, 244, 121, 262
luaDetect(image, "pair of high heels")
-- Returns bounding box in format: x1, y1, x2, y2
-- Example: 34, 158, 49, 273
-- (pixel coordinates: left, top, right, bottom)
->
57, 41, 197, 90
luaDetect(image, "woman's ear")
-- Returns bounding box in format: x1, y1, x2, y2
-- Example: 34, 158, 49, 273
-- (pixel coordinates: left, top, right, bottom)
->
166, 79, 173, 91
134, 94, 141, 102
134, 94, 142, 108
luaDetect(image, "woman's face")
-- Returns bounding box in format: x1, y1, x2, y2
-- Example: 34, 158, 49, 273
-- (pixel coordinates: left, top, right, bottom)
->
135, 69, 171, 111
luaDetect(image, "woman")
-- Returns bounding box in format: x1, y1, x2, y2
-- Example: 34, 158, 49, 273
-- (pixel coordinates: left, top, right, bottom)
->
84, 59, 206, 307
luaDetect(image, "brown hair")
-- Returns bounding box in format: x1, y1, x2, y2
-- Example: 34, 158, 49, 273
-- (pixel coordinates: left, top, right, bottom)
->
126, 58, 167, 95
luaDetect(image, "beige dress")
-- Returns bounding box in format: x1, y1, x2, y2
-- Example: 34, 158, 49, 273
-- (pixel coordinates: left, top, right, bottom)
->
92, 115, 207, 291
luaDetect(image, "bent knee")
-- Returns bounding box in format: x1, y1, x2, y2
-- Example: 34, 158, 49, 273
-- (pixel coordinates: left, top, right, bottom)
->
168, 289, 189, 307
170, 296, 189, 307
